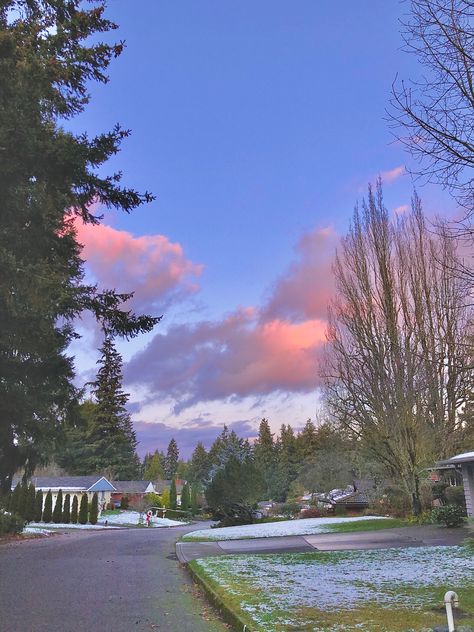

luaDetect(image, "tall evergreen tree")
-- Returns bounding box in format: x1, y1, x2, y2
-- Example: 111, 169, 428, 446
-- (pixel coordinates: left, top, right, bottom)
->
62, 494, 71, 524
254, 419, 275, 498
89, 492, 99, 525
143, 452, 165, 481
190, 483, 199, 514
180, 482, 190, 511
165, 439, 179, 479
78, 494, 88, 525
64, 337, 141, 478
0, 0, 160, 494
43, 490, 53, 523
25, 483, 37, 522
52, 489, 63, 523
187, 442, 210, 484
71, 495, 79, 524
296, 419, 319, 462
34, 490, 43, 522
169, 478, 177, 510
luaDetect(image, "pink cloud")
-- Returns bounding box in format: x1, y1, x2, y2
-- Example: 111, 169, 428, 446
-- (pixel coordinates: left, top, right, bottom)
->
262, 227, 337, 322
393, 204, 409, 215
381, 165, 405, 183
125, 308, 326, 412
75, 220, 203, 312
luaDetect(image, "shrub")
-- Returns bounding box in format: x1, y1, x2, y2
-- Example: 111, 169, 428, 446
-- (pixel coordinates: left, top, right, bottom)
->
120, 495, 129, 509
300, 507, 324, 519
62, 494, 71, 524
445, 486, 466, 509
106, 502, 116, 511
52, 490, 63, 523
78, 494, 88, 524
43, 490, 53, 523
35, 491, 43, 522
431, 504, 466, 528
89, 492, 98, 525
334, 505, 347, 517
161, 508, 190, 521
371, 485, 412, 517
180, 483, 190, 511
161, 489, 170, 508
0, 511, 26, 535
71, 496, 79, 524
144, 492, 162, 509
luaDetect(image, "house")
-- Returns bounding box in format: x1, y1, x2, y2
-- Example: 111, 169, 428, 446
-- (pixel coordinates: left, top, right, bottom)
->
437, 451, 474, 517
111, 481, 156, 508
12, 475, 116, 514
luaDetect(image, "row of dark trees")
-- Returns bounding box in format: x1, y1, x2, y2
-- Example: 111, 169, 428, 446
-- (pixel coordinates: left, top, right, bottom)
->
3, 483, 99, 525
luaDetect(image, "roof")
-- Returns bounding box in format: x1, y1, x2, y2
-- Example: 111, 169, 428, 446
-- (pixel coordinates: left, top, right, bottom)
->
11, 475, 116, 492
438, 451, 474, 466
112, 481, 155, 494
334, 490, 369, 506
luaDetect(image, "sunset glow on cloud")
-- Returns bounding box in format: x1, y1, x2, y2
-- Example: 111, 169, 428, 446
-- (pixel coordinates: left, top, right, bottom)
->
75, 220, 203, 312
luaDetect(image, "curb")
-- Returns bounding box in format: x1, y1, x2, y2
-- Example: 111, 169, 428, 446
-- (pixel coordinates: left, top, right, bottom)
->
185, 559, 256, 632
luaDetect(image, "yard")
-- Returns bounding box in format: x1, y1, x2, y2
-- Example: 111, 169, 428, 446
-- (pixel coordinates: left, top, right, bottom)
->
190, 545, 474, 631
183, 516, 405, 541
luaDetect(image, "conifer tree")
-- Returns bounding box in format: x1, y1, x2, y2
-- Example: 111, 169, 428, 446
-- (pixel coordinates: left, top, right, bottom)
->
190, 484, 199, 514
52, 490, 63, 523
62, 494, 71, 524
89, 492, 99, 525
71, 496, 79, 524
82, 336, 141, 479
0, 0, 160, 494
78, 494, 88, 525
180, 482, 190, 511
165, 439, 179, 479
25, 483, 37, 522
188, 443, 210, 484
34, 490, 43, 522
16, 483, 29, 520
43, 490, 53, 523
169, 478, 177, 510
161, 489, 170, 509
9, 482, 21, 515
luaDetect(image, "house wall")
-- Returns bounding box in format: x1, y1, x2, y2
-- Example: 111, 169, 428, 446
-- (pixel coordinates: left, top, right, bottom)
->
461, 464, 474, 517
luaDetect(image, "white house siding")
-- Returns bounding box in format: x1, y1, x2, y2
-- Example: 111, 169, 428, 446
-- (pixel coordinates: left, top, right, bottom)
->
462, 464, 474, 517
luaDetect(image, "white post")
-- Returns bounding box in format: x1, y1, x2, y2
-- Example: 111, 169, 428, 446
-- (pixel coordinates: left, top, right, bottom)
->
444, 591, 459, 632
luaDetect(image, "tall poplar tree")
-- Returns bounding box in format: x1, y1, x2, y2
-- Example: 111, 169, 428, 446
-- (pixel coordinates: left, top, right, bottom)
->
0, 1, 160, 493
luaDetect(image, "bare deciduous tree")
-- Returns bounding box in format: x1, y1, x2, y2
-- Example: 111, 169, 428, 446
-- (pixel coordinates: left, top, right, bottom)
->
323, 182, 472, 514
389, 0, 474, 206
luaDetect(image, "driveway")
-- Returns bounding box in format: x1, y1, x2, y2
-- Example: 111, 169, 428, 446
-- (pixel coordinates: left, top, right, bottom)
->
176, 523, 473, 563
0, 525, 228, 632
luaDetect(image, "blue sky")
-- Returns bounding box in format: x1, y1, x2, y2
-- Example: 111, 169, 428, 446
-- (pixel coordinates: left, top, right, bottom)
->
70, 1, 457, 457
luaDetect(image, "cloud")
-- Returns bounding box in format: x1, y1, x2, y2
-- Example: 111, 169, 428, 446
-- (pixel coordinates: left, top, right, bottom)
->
381, 165, 405, 184
393, 204, 409, 215
134, 419, 257, 458
123, 225, 338, 412
75, 220, 203, 312
262, 227, 337, 322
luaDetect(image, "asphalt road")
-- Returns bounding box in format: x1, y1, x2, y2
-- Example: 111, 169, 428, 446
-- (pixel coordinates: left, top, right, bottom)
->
0, 525, 228, 632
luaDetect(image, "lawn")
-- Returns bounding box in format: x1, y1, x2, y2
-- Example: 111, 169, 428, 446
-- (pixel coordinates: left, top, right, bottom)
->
190, 545, 474, 631
183, 516, 405, 541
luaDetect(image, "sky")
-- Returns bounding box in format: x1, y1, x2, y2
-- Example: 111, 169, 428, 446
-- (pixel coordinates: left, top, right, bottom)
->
69, 1, 457, 458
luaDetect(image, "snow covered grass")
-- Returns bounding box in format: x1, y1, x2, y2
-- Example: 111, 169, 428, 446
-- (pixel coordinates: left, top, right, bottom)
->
26, 522, 119, 530
183, 516, 398, 541
191, 546, 474, 631
23, 526, 53, 536
97, 510, 186, 528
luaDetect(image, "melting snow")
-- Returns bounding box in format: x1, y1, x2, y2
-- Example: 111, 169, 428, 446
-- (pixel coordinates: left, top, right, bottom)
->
184, 516, 386, 540
98, 510, 185, 527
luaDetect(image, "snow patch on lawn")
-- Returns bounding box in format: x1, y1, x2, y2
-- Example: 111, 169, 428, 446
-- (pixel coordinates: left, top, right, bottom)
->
23, 526, 53, 535
98, 510, 185, 527
26, 522, 119, 530
195, 546, 474, 631
184, 516, 386, 540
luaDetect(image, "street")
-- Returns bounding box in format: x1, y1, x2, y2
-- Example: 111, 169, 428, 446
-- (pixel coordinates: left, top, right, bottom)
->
0, 526, 227, 632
